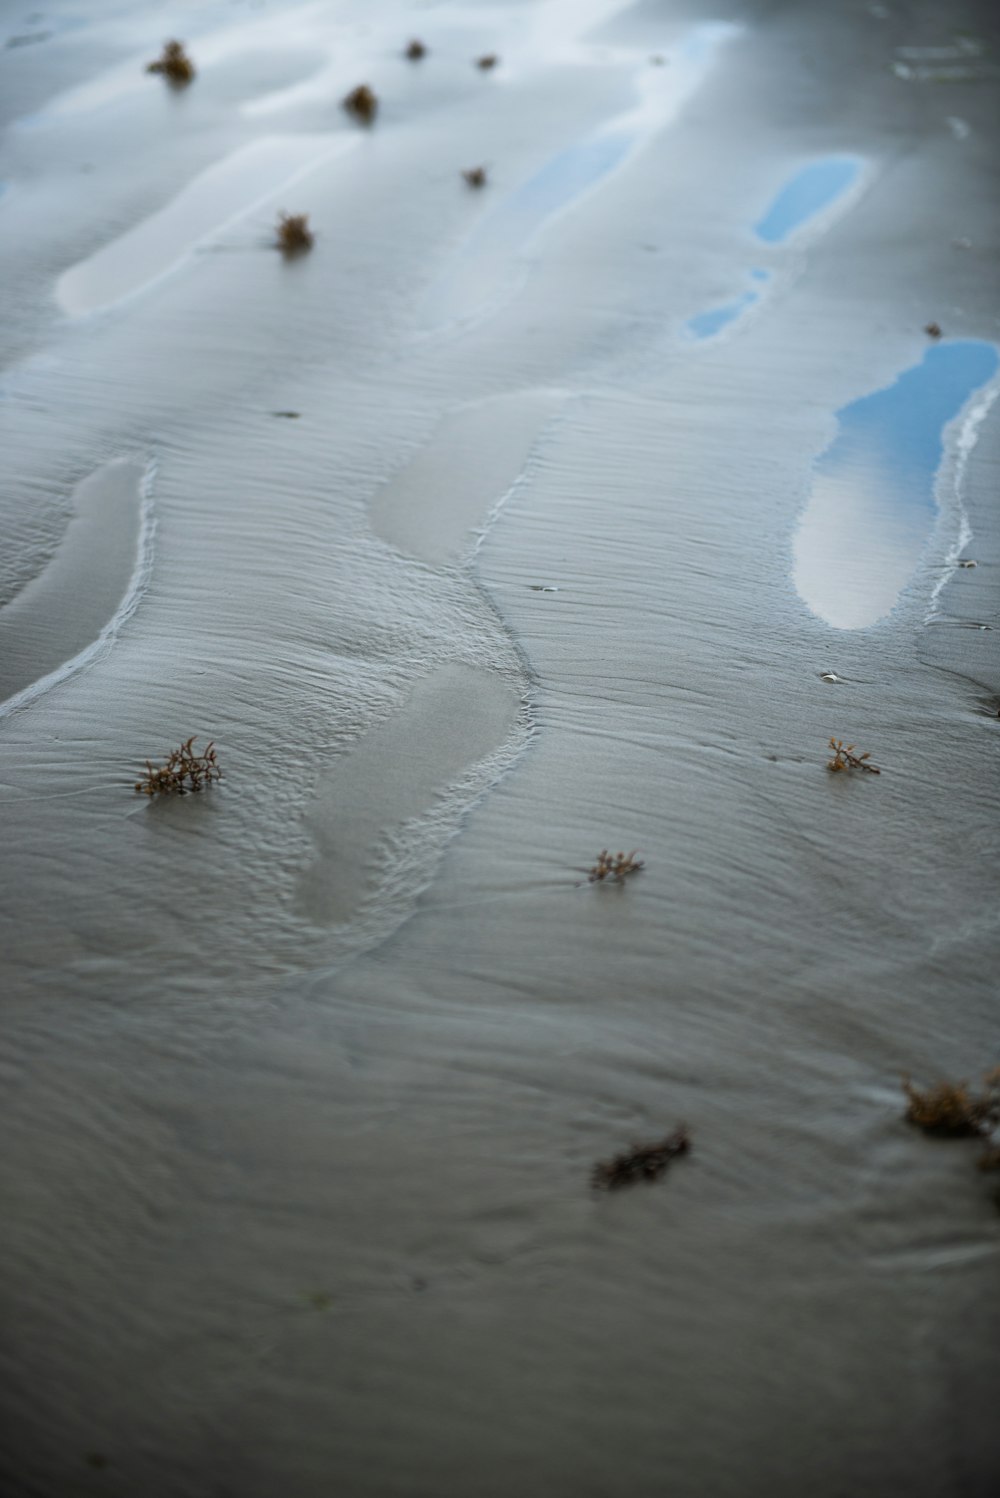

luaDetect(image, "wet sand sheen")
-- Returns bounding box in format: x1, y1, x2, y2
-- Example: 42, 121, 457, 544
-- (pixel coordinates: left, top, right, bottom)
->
296, 663, 522, 925
0, 456, 149, 708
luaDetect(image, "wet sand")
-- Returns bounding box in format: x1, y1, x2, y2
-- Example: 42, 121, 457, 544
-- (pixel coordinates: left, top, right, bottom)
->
369, 390, 564, 563
2, 1, 1000, 1496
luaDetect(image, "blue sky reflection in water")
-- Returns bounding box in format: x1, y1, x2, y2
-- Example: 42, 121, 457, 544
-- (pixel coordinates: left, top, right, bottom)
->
754, 156, 861, 243
685, 270, 772, 341
684, 159, 861, 344
793, 340, 999, 629
685, 287, 760, 339
687, 160, 861, 342
490, 130, 632, 249
415, 129, 632, 328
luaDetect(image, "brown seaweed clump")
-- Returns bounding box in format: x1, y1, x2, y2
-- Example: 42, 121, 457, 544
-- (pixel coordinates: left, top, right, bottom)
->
342, 83, 378, 123
462, 165, 488, 188
275, 212, 314, 255
146, 40, 195, 85
827, 738, 880, 774
135, 737, 221, 796
405, 39, 427, 61
903, 1071, 1000, 1138
925, 322, 942, 339
475, 54, 499, 70
592, 1127, 691, 1190
587, 849, 643, 883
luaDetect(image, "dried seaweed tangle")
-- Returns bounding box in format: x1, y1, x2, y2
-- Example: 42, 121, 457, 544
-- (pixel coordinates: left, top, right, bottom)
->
462, 166, 488, 188
475, 54, 499, 70
146, 40, 195, 84
135, 738, 221, 797
904, 1071, 1000, 1206
827, 738, 880, 774
342, 84, 378, 123
587, 849, 644, 883
903, 1071, 1000, 1139
592, 1127, 691, 1190
405, 39, 427, 60
275, 213, 314, 254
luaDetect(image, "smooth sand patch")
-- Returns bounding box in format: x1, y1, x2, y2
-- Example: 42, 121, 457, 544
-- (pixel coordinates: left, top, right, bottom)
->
296, 663, 522, 925
368, 391, 564, 565
56, 134, 352, 316
0, 456, 149, 708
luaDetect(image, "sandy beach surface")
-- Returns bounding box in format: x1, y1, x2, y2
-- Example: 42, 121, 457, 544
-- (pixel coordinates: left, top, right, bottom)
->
2, 1, 999, 1494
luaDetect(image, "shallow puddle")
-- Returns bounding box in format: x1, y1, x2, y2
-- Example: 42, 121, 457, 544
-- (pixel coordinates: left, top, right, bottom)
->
682, 157, 863, 339
754, 156, 861, 244
685, 284, 762, 340
793, 340, 999, 629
